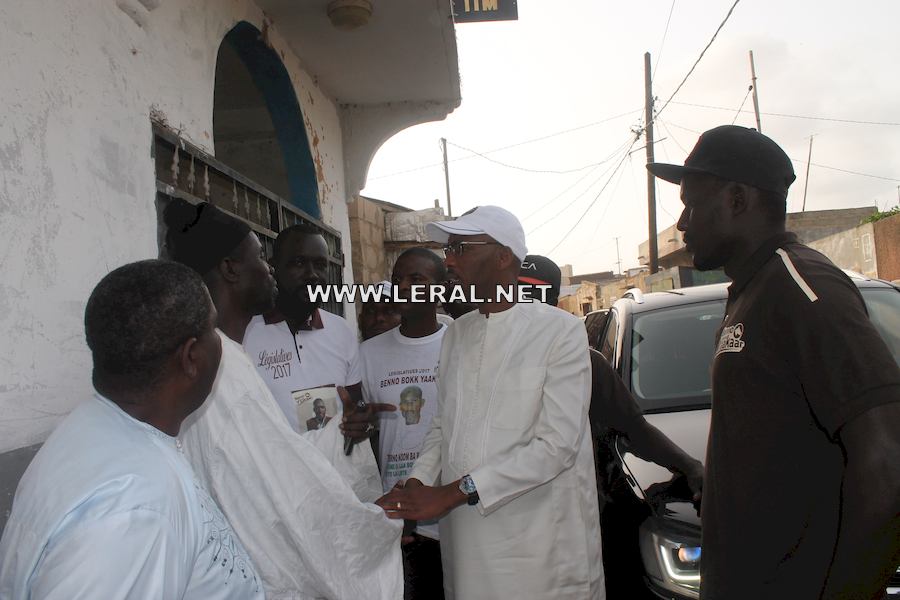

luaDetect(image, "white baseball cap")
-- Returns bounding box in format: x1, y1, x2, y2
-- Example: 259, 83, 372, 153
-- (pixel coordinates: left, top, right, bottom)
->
426, 206, 528, 261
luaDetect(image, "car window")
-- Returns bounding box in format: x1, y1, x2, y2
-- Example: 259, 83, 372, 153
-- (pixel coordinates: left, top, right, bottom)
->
584, 310, 609, 350
630, 299, 726, 411
860, 288, 900, 366
599, 309, 619, 364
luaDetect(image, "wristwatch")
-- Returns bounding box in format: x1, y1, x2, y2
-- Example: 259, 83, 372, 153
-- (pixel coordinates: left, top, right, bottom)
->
459, 474, 479, 506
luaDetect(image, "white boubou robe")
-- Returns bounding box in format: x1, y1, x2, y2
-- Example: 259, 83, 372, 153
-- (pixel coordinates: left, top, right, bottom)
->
179, 331, 403, 600
410, 302, 604, 600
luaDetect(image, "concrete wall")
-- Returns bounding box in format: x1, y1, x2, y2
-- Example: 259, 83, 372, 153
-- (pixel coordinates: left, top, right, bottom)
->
807, 222, 878, 278
349, 196, 391, 285
873, 213, 900, 281
787, 206, 877, 244
558, 281, 599, 316
0, 0, 353, 455
643, 207, 878, 268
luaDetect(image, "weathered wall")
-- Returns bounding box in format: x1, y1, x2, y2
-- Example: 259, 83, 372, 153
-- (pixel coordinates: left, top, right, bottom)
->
558, 281, 599, 316
349, 196, 390, 285
873, 213, 900, 282
0, 0, 352, 453
807, 222, 878, 279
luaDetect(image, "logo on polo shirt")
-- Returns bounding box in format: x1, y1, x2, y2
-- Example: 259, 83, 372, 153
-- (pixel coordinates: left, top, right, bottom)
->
716, 323, 745, 356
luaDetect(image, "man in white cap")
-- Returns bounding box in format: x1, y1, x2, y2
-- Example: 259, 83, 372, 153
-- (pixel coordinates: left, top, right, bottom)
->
376, 206, 604, 599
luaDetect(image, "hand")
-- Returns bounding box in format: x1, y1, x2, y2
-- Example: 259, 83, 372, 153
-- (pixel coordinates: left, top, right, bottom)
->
376, 478, 464, 522
338, 384, 396, 444
684, 459, 704, 510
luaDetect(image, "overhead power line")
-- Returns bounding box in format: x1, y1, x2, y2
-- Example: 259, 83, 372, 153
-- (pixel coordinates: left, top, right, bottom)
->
446, 141, 605, 175
668, 100, 900, 126
526, 137, 636, 232
367, 108, 641, 181
732, 86, 753, 125
655, 0, 741, 121
789, 159, 900, 183
651, 0, 677, 84
663, 119, 900, 183
546, 135, 642, 254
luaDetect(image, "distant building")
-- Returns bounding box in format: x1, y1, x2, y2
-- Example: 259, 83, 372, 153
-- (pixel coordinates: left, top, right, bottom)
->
348, 196, 446, 285
635, 206, 900, 285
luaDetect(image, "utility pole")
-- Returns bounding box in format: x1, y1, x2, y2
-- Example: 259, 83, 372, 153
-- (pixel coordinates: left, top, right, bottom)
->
614, 237, 622, 276
440, 137, 452, 217
644, 52, 659, 274
801, 135, 815, 212
749, 50, 762, 132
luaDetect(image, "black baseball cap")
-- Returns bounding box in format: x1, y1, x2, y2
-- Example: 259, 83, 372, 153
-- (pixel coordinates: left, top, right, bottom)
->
647, 125, 796, 196
519, 254, 561, 306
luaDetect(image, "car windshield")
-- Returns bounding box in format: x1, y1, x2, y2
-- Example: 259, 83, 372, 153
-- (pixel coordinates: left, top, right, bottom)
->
628, 287, 900, 413
630, 299, 726, 411
860, 288, 900, 366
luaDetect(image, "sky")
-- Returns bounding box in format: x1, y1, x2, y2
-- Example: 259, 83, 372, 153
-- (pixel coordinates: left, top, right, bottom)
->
360, 0, 900, 276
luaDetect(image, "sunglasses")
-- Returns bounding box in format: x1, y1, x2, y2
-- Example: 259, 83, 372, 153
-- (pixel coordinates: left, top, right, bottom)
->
442, 241, 502, 256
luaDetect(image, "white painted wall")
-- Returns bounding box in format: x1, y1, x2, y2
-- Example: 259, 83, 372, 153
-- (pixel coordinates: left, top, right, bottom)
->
0, 0, 353, 452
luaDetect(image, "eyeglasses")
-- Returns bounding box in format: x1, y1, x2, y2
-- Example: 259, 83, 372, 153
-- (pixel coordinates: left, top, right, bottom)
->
442, 241, 502, 256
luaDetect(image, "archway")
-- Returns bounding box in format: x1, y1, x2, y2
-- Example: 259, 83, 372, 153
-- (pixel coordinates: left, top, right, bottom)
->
213, 21, 319, 218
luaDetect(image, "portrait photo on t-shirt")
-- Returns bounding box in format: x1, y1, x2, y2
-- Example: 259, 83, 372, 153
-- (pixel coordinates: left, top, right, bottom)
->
291, 385, 339, 433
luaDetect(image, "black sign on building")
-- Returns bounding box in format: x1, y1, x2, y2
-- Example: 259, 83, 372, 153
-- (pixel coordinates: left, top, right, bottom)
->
452, 0, 518, 23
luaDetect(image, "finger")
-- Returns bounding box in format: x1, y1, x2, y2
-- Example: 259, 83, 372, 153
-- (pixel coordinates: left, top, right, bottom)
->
401, 536, 415, 545
368, 403, 398, 413
337, 386, 353, 411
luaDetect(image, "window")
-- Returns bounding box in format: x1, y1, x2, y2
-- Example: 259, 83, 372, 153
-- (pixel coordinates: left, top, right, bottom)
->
152, 123, 345, 315
599, 309, 619, 365
630, 300, 726, 411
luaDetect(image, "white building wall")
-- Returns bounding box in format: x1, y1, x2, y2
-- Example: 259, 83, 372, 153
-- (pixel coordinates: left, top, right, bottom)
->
0, 0, 351, 452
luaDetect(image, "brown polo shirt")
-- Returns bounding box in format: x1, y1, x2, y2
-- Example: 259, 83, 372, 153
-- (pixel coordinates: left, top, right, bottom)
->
700, 232, 900, 599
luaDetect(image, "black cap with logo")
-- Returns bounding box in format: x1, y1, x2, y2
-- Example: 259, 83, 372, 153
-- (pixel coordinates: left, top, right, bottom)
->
647, 125, 796, 196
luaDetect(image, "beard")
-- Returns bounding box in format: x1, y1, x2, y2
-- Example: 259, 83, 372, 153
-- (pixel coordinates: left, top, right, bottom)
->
276, 284, 321, 321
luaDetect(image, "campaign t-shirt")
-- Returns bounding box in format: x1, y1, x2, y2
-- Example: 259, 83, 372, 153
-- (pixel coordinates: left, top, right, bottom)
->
360, 324, 446, 540
243, 310, 361, 432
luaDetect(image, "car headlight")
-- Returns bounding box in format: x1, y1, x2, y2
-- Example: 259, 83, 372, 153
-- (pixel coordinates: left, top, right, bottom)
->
639, 525, 701, 599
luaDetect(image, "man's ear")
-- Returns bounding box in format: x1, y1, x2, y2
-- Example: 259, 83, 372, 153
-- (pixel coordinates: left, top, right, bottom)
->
178, 337, 200, 379
496, 246, 516, 271
729, 183, 749, 216
217, 256, 241, 284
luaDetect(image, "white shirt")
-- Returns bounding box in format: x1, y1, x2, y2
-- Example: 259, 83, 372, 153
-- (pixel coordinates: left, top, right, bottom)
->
409, 302, 605, 600
360, 324, 446, 540
0, 395, 263, 600
243, 310, 361, 432
180, 331, 403, 600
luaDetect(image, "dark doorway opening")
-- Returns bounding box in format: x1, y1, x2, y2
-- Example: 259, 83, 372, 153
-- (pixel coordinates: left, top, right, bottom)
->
213, 21, 320, 218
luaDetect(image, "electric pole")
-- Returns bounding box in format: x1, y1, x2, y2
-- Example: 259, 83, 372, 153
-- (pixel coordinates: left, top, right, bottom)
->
801, 135, 815, 212
644, 52, 659, 274
749, 50, 762, 132
614, 237, 622, 276
440, 137, 452, 217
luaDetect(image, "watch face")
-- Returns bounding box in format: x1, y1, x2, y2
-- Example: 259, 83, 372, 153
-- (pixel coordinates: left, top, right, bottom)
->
460, 475, 477, 495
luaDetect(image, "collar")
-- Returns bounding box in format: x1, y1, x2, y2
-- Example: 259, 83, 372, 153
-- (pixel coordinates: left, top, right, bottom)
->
262, 307, 324, 330
728, 231, 799, 299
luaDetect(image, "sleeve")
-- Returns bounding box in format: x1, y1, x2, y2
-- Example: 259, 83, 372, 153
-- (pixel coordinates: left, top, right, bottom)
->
470, 317, 592, 515
589, 349, 643, 435
777, 257, 900, 438
30, 509, 189, 600
206, 384, 403, 600
345, 324, 362, 386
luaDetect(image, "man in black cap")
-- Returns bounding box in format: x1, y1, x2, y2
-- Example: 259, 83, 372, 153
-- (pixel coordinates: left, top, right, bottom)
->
648, 125, 900, 599
519, 255, 702, 600
164, 199, 404, 599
